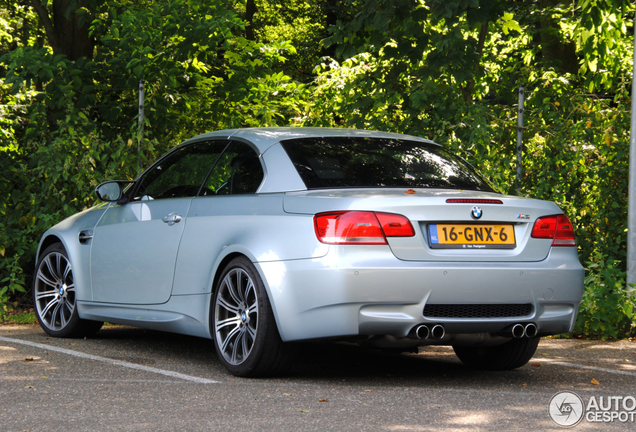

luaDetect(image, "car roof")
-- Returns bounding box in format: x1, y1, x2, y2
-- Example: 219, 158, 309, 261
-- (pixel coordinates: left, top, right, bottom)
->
183, 127, 436, 154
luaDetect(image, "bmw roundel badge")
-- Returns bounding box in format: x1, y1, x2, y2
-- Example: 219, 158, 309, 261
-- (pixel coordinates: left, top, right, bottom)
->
471, 206, 483, 219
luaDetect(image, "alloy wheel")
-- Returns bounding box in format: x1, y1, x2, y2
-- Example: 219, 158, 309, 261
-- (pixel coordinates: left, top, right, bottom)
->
214, 268, 259, 365
34, 251, 76, 331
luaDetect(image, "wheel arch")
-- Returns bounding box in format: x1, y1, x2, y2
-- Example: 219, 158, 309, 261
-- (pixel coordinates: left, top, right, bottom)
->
207, 249, 286, 340
36, 234, 65, 264
36, 229, 93, 303
210, 252, 246, 297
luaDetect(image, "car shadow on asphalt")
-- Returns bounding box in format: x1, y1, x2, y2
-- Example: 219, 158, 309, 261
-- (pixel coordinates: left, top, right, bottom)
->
88, 326, 538, 385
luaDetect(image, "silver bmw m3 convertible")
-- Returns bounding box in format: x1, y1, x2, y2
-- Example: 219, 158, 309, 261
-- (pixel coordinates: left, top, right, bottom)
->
33, 128, 584, 376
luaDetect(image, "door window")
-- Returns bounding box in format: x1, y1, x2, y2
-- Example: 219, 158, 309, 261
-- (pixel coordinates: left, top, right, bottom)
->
201, 141, 264, 195
134, 141, 228, 200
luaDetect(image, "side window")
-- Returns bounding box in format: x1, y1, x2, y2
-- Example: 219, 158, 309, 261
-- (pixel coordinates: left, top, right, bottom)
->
202, 141, 264, 195
134, 141, 228, 200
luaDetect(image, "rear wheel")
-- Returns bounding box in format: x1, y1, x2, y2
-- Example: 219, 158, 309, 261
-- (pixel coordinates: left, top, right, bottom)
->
33, 243, 103, 338
453, 337, 540, 370
212, 257, 295, 377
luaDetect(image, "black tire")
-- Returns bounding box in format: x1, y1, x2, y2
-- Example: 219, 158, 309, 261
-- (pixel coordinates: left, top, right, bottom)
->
212, 256, 295, 377
33, 243, 103, 338
453, 337, 540, 370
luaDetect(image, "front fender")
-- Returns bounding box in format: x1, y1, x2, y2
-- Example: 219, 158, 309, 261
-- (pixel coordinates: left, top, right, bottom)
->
35, 204, 109, 302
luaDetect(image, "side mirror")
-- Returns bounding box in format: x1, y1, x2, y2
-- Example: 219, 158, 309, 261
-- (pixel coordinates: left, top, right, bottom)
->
95, 181, 128, 202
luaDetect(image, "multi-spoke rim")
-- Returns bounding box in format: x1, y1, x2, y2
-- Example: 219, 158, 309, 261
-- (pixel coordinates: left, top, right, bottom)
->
214, 268, 258, 365
34, 251, 76, 331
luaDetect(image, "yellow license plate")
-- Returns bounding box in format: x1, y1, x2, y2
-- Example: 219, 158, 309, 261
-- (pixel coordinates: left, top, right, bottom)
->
428, 224, 516, 249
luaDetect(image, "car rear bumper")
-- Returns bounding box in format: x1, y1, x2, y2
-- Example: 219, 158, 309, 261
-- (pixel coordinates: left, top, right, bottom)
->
255, 246, 584, 342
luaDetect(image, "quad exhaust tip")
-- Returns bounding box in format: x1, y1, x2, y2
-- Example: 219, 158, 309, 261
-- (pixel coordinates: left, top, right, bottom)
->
511, 323, 525, 338
524, 323, 538, 338
415, 324, 445, 340
512, 323, 538, 338
431, 324, 445, 339
414, 323, 535, 340
415, 325, 430, 340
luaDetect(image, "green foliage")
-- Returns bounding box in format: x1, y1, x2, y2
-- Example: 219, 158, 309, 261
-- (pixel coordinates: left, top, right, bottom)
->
575, 251, 636, 339
252, 1, 326, 80
248, 0, 363, 82
0, 108, 143, 320
0, 252, 26, 320
576, 0, 633, 92
0, 0, 306, 313
521, 93, 630, 266
0, 308, 36, 325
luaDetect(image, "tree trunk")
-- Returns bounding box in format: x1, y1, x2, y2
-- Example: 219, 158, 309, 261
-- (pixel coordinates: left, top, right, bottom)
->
245, 0, 257, 41
321, 0, 339, 59
461, 21, 489, 103
30, 0, 94, 60
538, 0, 578, 74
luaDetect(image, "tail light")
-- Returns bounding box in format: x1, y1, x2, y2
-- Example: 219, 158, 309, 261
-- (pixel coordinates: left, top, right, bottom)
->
531, 214, 576, 246
314, 211, 415, 245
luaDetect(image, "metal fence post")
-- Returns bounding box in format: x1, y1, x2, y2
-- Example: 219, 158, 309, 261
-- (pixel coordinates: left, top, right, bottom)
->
138, 79, 145, 176
516, 84, 525, 194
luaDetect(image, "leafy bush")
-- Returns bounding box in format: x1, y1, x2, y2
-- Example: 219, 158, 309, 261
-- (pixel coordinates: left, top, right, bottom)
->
575, 252, 636, 339
0, 0, 307, 320
0, 110, 142, 320
0, 253, 26, 318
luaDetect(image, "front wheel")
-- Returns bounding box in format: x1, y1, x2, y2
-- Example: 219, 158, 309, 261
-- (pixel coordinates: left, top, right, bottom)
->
33, 243, 103, 338
212, 257, 295, 377
453, 337, 540, 370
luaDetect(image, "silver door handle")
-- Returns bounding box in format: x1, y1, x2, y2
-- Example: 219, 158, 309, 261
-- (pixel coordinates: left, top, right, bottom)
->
162, 213, 182, 225
78, 230, 94, 244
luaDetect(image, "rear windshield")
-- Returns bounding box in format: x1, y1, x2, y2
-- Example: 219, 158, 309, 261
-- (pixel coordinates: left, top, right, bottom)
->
280, 137, 495, 192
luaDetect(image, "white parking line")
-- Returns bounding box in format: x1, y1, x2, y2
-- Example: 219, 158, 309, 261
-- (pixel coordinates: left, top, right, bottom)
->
0, 336, 220, 384
533, 358, 636, 377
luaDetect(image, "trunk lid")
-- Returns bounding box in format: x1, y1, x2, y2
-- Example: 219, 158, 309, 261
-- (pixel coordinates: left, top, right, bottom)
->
283, 188, 564, 262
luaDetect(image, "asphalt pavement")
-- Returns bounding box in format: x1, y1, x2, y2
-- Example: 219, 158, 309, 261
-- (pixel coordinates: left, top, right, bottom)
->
1, 323, 635, 431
